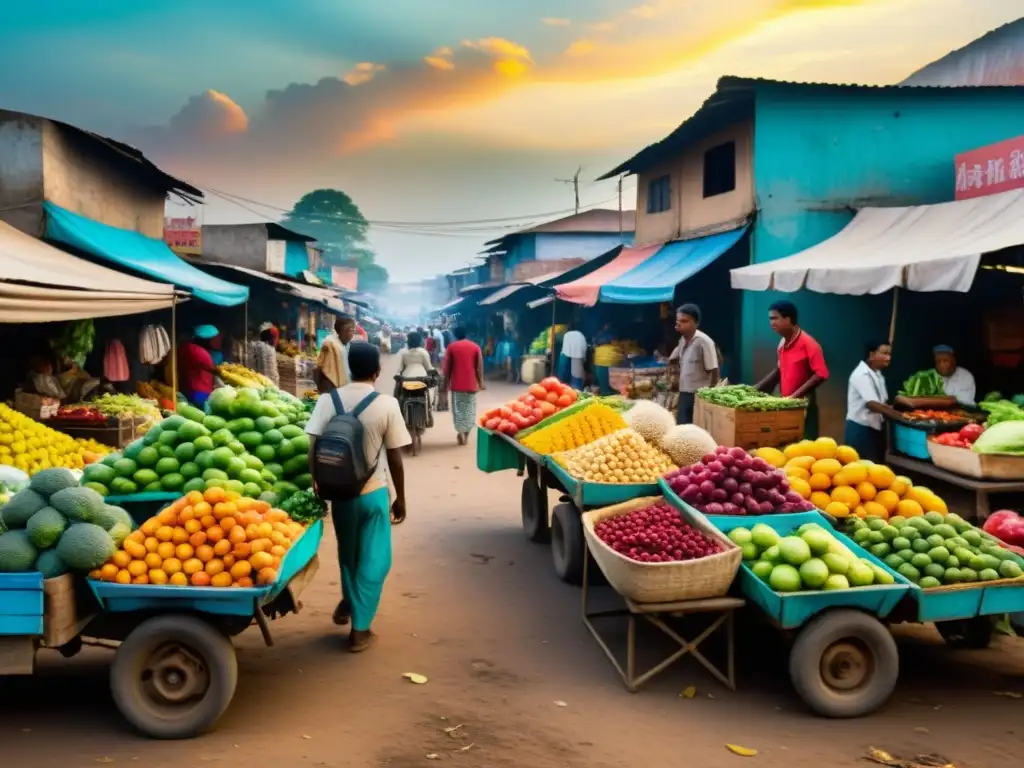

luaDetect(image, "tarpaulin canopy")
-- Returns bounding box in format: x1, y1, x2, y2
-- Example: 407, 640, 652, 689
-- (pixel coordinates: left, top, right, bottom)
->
478, 271, 564, 307
730, 188, 1024, 295
44, 201, 249, 306
599, 226, 747, 304
0, 220, 178, 322
555, 244, 662, 306
194, 261, 345, 313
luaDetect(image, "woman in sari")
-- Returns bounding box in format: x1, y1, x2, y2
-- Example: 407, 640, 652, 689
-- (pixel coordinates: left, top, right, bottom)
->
443, 326, 484, 445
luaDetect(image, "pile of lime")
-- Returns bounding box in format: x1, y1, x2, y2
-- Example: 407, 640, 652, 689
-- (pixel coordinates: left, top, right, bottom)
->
80, 386, 313, 503
846, 512, 1024, 587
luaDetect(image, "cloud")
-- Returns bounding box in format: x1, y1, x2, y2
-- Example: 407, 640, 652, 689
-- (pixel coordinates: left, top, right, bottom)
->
541, 17, 571, 27
137, 0, 881, 165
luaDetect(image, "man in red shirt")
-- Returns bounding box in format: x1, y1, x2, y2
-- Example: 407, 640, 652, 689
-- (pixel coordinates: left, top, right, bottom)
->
442, 326, 484, 445
177, 325, 219, 408
756, 301, 828, 437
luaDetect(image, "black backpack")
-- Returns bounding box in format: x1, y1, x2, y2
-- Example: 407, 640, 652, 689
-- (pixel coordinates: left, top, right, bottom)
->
313, 390, 381, 501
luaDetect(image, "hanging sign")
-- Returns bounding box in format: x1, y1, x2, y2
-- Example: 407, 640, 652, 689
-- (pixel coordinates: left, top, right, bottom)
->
164, 217, 201, 256
954, 135, 1024, 200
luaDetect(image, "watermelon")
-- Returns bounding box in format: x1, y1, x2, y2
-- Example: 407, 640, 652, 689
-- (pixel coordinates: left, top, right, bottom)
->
56, 523, 115, 571
279, 424, 304, 440
160, 473, 185, 491
195, 451, 216, 471
136, 446, 160, 468
155, 457, 180, 476
202, 415, 227, 433
238, 431, 263, 450
226, 418, 255, 434
180, 462, 200, 480
113, 458, 138, 478
262, 429, 284, 446
254, 444, 277, 463
35, 549, 68, 579
50, 487, 105, 523
283, 455, 308, 476
255, 416, 276, 433
157, 430, 179, 447
133, 469, 160, 487
177, 421, 208, 443
29, 468, 78, 498
289, 435, 310, 454
0, 530, 38, 572
174, 443, 196, 463
26, 507, 68, 549
161, 415, 187, 432
208, 386, 237, 417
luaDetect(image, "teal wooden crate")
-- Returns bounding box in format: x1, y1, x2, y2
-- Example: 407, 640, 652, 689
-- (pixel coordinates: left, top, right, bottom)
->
891, 423, 931, 461
909, 577, 1024, 622
475, 428, 521, 473
88, 520, 324, 617
0, 572, 44, 636
545, 460, 659, 509
709, 512, 912, 630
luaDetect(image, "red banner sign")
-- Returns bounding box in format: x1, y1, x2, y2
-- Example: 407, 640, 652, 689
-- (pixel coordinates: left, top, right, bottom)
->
164, 217, 201, 255
955, 135, 1024, 200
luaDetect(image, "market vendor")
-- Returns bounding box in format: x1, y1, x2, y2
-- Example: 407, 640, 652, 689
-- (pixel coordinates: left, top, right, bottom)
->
559, 324, 588, 389
249, 323, 280, 386
662, 304, 719, 424
933, 345, 977, 407
755, 301, 829, 438
177, 325, 219, 408
317, 314, 356, 393
844, 341, 891, 462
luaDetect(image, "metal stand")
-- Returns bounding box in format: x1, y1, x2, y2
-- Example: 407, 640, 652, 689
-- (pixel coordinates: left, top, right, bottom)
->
581, 542, 744, 693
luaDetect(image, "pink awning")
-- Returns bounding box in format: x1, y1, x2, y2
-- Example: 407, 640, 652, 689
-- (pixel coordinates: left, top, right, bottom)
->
554, 244, 662, 306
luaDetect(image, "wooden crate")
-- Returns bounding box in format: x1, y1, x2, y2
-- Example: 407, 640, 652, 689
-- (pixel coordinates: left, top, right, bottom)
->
13, 389, 60, 420
42, 574, 93, 648
928, 440, 1024, 481
694, 397, 806, 450
43, 414, 143, 449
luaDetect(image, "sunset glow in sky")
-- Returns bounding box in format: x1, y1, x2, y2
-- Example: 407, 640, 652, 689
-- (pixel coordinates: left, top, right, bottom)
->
0, 0, 1018, 280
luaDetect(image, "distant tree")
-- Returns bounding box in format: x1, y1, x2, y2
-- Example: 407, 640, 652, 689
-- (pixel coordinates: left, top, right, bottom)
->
282, 189, 388, 292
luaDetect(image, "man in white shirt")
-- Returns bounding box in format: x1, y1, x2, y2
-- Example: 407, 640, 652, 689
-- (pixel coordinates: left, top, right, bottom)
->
305, 342, 411, 652
560, 326, 588, 389
664, 304, 719, 424
844, 341, 891, 462
934, 345, 976, 407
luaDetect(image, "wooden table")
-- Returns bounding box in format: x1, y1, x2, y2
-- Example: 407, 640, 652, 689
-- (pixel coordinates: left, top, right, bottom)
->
885, 452, 1024, 521
581, 545, 744, 693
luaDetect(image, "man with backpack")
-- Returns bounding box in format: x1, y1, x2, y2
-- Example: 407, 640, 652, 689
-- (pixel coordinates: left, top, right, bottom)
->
305, 342, 411, 652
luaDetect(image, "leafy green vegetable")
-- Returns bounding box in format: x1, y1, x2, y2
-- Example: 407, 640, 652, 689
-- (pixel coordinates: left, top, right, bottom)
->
979, 398, 1024, 426
280, 489, 327, 523
697, 384, 807, 411
972, 420, 1024, 455
898, 369, 945, 397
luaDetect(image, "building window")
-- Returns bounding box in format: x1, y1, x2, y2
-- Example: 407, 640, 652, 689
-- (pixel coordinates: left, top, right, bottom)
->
703, 141, 736, 198
646, 175, 672, 213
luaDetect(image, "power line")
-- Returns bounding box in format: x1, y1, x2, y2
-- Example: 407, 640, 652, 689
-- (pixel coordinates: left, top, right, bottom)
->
555, 166, 583, 214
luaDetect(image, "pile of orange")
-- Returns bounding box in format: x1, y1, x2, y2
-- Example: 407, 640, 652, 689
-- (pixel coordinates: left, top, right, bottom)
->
761, 437, 948, 520
90, 486, 306, 587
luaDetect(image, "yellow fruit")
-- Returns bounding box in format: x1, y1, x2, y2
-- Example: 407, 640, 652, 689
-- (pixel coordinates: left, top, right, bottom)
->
149, 570, 169, 585
843, 463, 869, 485
896, 499, 924, 518
905, 486, 933, 507
832, 472, 850, 487
854, 505, 868, 519
211, 572, 233, 588
785, 456, 816, 472
812, 437, 838, 459
866, 464, 895, 489
855, 482, 877, 502
863, 501, 889, 520
182, 558, 204, 575
123, 539, 146, 559
127, 560, 148, 577
754, 447, 786, 468
808, 473, 832, 492
810, 458, 843, 478
787, 477, 812, 500
144, 552, 163, 569
889, 476, 912, 497
786, 466, 810, 482
156, 541, 176, 559
875, 490, 900, 514
99, 563, 119, 582
169, 572, 189, 586
831, 486, 861, 510
112, 550, 132, 569
921, 493, 947, 515
810, 491, 832, 510
161, 557, 182, 575
783, 441, 813, 460
836, 445, 860, 465
825, 501, 851, 518
115, 569, 132, 585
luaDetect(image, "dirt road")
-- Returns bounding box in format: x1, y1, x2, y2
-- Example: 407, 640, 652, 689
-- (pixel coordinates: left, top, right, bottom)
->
3, 357, 1023, 767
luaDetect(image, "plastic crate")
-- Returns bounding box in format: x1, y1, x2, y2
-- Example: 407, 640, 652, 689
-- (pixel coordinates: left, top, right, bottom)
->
475, 428, 521, 473
892, 422, 931, 460
0, 572, 44, 636
691, 511, 912, 629
545, 459, 660, 509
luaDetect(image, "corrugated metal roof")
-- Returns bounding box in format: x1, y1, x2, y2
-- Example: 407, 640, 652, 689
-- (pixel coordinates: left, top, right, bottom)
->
599, 75, 1024, 180
483, 209, 635, 247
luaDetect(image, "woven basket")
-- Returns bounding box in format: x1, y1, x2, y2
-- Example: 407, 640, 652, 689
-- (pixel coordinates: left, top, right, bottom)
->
582, 496, 742, 604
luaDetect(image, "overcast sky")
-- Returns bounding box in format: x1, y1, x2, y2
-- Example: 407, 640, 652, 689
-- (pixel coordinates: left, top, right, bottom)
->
1, 1, 1018, 282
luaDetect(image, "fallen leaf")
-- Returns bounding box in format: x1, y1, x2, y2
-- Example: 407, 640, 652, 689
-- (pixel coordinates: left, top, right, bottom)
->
426, 754, 440, 761
726, 744, 757, 757
554, 700, 568, 707
459, 744, 475, 752
443, 724, 464, 737
402, 672, 428, 685
680, 686, 697, 699
301, 734, 312, 740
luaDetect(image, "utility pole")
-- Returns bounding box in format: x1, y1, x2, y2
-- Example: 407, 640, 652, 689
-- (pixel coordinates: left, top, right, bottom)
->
556, 166, 582, 214
617, 174, 624, 242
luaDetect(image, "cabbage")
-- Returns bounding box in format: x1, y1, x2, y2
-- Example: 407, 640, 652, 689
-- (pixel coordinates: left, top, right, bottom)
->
972, 421, 1024, 455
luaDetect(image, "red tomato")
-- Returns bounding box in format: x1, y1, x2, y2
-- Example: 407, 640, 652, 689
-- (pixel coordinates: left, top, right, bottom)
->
498, 406, 513, 419
497, 419, 516, 434
545, 391, 560, 404
485, 417, 501, 430
532, 408, 544, 420
556, 393, 573, 407
540, 377, 561, 391
538, 401, 557, 416
528, 384, 548, 399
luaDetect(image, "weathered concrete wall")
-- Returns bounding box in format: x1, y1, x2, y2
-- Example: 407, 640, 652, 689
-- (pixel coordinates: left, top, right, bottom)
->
634, 120, 754, 246
41, 122, 165, 237
201, 223, 271, 271
0, 113, 45, 235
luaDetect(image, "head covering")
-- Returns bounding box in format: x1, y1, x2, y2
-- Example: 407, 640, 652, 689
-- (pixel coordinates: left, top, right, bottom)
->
933, 344, 955, 355
194, 324, 219, 340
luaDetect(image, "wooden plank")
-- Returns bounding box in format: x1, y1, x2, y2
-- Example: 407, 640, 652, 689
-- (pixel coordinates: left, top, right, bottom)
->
886, 453, 1024, 493
42, 575, 88, 648
0, 636, 35, 674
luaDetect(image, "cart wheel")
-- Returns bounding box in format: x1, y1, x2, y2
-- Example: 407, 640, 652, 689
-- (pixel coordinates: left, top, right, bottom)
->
789, 609, 898, 719
935, 617, 994, 650
551, 503, 584, 585
110, 614, 238, 739
521, 477, 550, 544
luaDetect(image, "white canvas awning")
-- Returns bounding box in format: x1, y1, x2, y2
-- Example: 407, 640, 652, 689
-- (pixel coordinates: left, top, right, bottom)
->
0, 220, 178, 322
731, 188, 1024, 294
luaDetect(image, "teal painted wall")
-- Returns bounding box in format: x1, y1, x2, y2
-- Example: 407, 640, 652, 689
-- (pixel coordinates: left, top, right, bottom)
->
743, 83, 1024, 436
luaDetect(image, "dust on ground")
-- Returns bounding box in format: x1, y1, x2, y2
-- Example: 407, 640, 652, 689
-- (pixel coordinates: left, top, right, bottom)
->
2, 357, 1022, 767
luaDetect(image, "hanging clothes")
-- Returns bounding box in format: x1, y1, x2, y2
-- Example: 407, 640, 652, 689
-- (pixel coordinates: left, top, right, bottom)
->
103, 339, 130, 382
139, 324, 171, 365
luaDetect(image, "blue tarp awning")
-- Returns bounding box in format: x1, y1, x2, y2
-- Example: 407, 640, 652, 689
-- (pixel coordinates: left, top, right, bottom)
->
597, 226, 747, 304
43, 202, 249, 306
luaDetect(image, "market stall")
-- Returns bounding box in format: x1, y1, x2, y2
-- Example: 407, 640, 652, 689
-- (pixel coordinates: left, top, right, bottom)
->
0, 472, 325, 738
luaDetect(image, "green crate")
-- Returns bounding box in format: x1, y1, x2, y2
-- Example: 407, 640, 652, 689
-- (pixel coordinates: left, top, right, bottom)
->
475, 428, 521, 473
